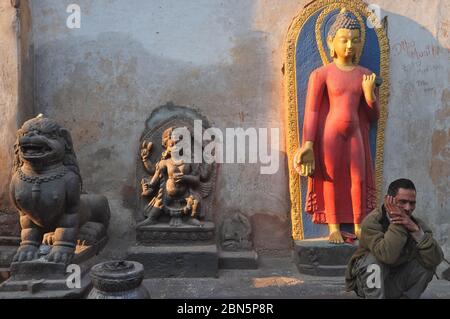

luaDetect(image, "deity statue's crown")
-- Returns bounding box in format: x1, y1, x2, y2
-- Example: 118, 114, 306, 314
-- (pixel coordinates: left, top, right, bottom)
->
328, 7, 361, 38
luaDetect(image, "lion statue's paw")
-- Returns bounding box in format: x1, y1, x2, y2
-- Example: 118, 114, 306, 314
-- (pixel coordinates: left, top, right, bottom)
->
46, 246, 74, 264
13, 245, 39, 263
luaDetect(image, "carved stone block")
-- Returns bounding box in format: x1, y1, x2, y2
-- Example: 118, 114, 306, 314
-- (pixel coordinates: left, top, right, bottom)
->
137, 222, 215, 245
218, 250, 258, 269
293, 239, 357, 276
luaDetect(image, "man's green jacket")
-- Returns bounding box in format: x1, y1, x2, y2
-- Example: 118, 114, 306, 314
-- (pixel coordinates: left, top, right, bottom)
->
346, 206, 444, 291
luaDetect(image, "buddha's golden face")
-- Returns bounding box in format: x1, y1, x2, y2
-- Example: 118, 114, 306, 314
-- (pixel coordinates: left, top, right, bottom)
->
329, 28, 362, 60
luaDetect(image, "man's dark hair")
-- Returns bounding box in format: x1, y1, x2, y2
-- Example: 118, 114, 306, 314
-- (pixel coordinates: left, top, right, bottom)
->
387, 178, 416, 197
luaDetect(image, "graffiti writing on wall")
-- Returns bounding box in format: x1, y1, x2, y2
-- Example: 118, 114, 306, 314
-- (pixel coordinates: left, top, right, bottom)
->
393, 40, 447, 61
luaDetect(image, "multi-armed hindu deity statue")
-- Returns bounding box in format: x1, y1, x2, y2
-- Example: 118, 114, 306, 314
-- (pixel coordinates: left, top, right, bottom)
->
138, 127, 214, 227
294, 9, 379, 244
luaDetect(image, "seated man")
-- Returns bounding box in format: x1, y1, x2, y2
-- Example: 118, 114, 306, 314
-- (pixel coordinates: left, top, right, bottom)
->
345, 178, 443, 298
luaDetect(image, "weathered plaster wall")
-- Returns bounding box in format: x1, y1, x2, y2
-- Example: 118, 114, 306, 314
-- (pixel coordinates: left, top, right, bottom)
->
30, 0, 303, 257
0, 0, 19, 235
0, 0, 33, 236
378, 0, 450, 259
27, 0, 450, 258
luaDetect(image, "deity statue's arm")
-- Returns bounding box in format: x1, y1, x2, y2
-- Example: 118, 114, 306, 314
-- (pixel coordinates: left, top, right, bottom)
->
140, 141, 155, 175
142, 160, 155, 175
362, 73, 379, 122
142, 162, 164, 197
364, 87, 380, 122
181, 174, 200, 186
294, 70, 326, 176
174, 163, 200, 186
149, 162, 164, 187
199, 163, 214, 182
302, 69, 326, 144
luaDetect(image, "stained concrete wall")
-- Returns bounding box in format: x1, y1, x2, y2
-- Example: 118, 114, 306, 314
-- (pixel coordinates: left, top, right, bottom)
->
0, 0, 33, 237
9, 0, 449, 258
380, 0, 450, 259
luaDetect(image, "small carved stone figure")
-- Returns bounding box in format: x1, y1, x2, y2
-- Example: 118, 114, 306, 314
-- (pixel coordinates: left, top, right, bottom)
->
138, 127, 213, 227
220, 213, 253, 251
9, 115, 110, 265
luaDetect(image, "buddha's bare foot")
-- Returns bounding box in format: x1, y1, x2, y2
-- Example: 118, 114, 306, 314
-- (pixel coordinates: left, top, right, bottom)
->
329, 231, 344, 244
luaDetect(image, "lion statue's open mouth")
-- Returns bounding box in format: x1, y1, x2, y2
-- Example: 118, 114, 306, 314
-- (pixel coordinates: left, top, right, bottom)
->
20, 142, 52, 159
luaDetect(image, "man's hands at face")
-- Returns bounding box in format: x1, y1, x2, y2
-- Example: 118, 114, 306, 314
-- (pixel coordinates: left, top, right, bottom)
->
385, 195, 420, 232
385, 195, 401, 215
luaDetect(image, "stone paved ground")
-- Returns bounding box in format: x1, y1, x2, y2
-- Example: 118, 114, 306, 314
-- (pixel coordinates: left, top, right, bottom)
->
143, 257, 450, 299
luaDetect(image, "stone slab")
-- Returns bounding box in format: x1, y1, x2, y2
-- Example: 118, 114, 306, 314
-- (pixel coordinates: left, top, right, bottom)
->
0, 274, 92, 299
9, 261, 68, 281
293, 238, 358, 276
127, 244, 218, 278
0, 260, 92, 299
0, 236, 108, 298
218, 250, 258, 269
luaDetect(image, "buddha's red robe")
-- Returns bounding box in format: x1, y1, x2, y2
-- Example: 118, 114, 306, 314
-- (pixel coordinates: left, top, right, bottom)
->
302, 63, 379, 224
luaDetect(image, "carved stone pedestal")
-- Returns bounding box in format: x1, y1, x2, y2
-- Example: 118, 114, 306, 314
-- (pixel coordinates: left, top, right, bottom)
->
219, 250, 258, 269
127, 222, 218, 278
136, 222, 216, 245
293, 239, 357, 276
0, 240, 107, 299
87, 260, 150, 299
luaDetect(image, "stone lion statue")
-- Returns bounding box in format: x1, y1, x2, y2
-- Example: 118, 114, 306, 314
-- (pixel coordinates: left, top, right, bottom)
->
9, 115, 110, 265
